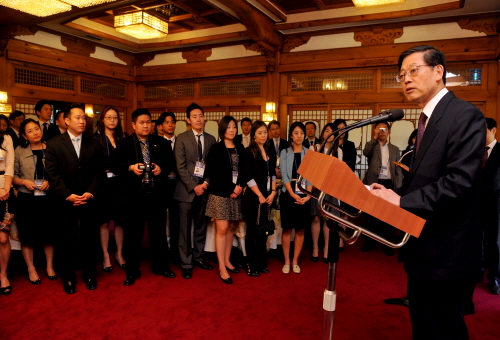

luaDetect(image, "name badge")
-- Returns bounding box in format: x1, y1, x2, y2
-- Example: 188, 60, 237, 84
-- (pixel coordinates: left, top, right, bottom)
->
168, 171, 176, 179
194, 161, 205, 178
232, 171, 238, 184
379, 166, 389, 179
107, 172, 116, 178
34, 179, 46, 196
295, 178, 306, 194
267, 176, 271, 191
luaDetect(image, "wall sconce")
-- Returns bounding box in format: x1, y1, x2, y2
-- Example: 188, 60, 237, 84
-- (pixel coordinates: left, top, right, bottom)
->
85, 104, 94, 117
263, 102, 277, 122
0, 91, 7, 104
0, 104, 12, 113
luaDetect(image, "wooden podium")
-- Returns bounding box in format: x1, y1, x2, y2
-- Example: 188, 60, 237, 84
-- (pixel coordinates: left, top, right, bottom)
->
298, 151, 425, 238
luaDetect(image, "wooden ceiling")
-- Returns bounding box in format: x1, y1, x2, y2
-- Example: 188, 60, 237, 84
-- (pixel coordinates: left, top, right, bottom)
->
0, 0, 498, 54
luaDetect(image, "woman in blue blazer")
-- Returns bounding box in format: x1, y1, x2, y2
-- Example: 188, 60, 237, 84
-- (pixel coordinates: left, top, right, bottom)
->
280, 122, 312, 274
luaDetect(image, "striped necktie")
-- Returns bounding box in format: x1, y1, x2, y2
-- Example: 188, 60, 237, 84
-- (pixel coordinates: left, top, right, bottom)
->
140, 140, 150, 163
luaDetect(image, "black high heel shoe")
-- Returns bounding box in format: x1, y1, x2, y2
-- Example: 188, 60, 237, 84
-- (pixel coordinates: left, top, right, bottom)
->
311, 256, 319, 262
246, 264, 259, 277
1, 286, 12, 295
226, 266, 240, 274
28, 274, 41, 285
220, 275, 233, 284
102, 264, 113, 273
115, 254, 126, 269
46, 271, 58, 281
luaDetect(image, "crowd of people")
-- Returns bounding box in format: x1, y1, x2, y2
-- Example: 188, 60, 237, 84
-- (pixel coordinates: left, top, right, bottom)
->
0, 44, 498, 340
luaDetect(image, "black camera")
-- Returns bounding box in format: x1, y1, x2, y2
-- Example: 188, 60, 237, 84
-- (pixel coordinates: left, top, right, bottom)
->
138, 162, 156, 186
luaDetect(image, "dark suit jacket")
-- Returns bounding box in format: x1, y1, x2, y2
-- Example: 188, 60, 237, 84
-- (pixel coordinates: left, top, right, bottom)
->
40, 122, 61, 142
340, 139, 357, 172
174, 130, 216, 203
270, 138, 288, 160
113, 133, 174, 200
234, 134, 251, 148
303, 137, 320, 148
7, 128, 21, 149
396, 91, 485, 280
481, 142, 500, 233
204, 141, 245, 197
362, 139, 403, 188
45, 131, 103, 201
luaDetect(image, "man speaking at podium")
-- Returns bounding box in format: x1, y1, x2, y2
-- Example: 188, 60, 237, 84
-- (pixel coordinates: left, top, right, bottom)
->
370, 46, 485, 339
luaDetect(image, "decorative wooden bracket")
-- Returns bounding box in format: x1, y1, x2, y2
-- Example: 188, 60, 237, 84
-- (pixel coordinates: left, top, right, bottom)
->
282, 36, 311, 53
182, 48, 212, 63
354, 28, 404, 46
0, 25, 38, 56
113, 49, 156, 66
61, 36, 96, 57
457, 18, 500, 36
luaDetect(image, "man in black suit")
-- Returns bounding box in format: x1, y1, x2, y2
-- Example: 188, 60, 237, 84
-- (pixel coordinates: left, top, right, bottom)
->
7, 110, 25, 149
174, 103, 216, 279
268, 120, 288, 178
303, 121, 320, 148
35, 99, 60, 142
45, 103, 103, 294
114, 108, 176, 286
234, 117, 252, 148
370, 45, 485, 339
482, 118, 500, 295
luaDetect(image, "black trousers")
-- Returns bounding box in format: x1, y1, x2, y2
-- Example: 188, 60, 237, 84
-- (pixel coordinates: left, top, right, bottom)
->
56, 202, 99, 282
244, 203, 269, 271
123, 194, 169, 277
177, 194, 208, 269
408, 274, 475, 340
363, 179, 395, 248
166, 179, 180, 264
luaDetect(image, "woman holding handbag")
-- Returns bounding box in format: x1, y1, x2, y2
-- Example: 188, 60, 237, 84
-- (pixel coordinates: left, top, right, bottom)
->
241, 120, 277, 277
13, 119, 57, 285
204, 116, 244, 284
0, 121, 15, 295
280, 122, 312, 274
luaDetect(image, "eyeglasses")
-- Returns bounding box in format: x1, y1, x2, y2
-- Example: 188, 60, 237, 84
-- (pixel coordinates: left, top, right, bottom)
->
396, 65, 433, 82
104, 117, 118, 121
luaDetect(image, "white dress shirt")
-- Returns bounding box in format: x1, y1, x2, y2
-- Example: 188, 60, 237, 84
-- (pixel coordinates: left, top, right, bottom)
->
67, 130, 82, 157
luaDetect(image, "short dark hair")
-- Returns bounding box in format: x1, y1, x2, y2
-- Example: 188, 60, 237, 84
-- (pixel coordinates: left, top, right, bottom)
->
408, 129, 418, 146
374, 121, 391, 130
35, 100, 51, 115
158, 111, 177, 124
186, 102, 203, 119
398, 45, 447, 85
0, 115, 9, 129
19, 118, 39, 148
9, 110, 25, 121
131, 108, 151, 123
55, 110, 65, 120
305, 121, 317, 130
218, 115, 238, 140
288, 121, 306, 147
486, 117, 497, 131
268, 120, 280, 129
241, 117, 252, 125
63, 103, 84, 119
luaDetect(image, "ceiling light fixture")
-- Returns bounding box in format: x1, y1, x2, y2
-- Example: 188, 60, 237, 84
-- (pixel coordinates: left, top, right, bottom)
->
352, 0, 405, 7
0, 0, 71, 17
114, 11, 168, 39
0, 0, 117, 17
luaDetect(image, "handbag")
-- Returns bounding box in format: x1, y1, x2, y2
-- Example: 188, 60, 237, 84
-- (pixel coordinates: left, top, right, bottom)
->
0, 202, 14, 233
272, 182, 282, 210
256, 204, 275, 236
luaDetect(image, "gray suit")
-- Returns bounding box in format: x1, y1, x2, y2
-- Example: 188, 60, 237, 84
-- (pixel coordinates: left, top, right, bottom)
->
174, 129, 216, 269
362, 138, 403, 189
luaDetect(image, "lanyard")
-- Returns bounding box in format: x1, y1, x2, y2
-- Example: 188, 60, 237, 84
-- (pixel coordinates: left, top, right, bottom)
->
105, 135, 111, 158
293, 148, 305, 176
226, 147, 239, 171
30, 144, 45, 180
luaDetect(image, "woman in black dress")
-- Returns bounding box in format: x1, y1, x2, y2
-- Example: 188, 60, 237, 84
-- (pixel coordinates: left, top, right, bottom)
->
94, 106, 126, 272
13, 119, 56, 284
0, 121, 15, 294
205, 116, 244, 284
241, 120, 277, 277
280, 122, 312, 274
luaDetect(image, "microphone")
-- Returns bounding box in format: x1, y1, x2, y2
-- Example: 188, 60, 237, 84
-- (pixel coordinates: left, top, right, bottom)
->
322, 109, 404, 155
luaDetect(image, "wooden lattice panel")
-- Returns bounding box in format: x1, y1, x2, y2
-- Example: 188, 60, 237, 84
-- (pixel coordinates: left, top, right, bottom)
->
145, 84, 195, 99
200, 80, 261, 96
14, 67, 74, 91
81, 79, 125, 98
292, 74, 372, 92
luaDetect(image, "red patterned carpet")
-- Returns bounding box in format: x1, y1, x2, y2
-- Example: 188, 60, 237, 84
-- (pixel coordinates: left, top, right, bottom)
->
1, 242, 499, 340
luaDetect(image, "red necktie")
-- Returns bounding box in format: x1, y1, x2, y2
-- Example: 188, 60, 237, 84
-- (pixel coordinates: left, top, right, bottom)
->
415, 112, 427, 154
481, 146, 490, 169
